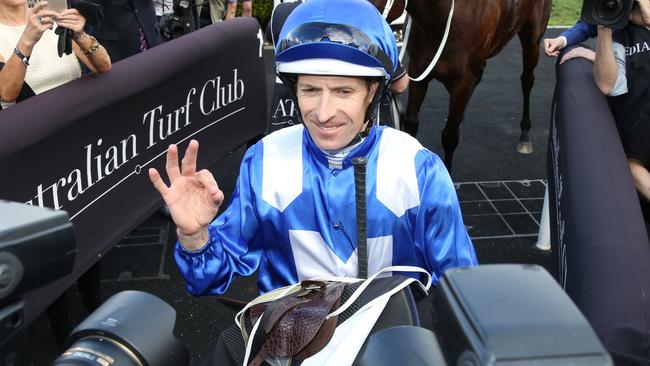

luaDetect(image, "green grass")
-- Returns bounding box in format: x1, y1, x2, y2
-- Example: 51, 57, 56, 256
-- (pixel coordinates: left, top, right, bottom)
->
234, 0, 273, 31
549, 0, 583, 26
251, 0, 582, 30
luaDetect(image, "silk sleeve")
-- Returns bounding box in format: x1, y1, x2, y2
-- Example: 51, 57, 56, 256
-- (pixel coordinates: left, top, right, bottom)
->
414, 152, 478, 282
174, 145, 264, 296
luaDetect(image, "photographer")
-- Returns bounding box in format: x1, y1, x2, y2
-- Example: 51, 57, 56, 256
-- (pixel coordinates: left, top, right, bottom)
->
543, 1, 649, 59
0, 0, 111, 109
592, 0, 650, 224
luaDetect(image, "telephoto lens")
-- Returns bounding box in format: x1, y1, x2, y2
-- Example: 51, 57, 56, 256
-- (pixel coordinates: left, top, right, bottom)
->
53, 290, 189, 366
596, 0, 625, 21
581, 0, 635, 28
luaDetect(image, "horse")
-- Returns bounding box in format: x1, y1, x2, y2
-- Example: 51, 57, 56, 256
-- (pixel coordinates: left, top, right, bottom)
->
371, 0, 552, 169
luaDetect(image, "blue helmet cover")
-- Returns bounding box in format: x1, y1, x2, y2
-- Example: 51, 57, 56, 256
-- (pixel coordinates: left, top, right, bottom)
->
275, 0, 398, 82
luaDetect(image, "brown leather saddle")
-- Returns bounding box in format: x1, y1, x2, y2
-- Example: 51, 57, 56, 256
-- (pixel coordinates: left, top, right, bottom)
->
246, 280, 347, 366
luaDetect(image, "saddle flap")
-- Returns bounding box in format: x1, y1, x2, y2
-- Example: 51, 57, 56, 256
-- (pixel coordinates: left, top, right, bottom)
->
263, 284, 322, 333
248, 281, 346, 362
240, 268, 430, 366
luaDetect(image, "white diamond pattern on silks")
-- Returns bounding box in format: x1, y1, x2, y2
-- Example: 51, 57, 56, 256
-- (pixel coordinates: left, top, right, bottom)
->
262, 125, 304, 212
376, 128, 422, 217
288, 230, 393, 280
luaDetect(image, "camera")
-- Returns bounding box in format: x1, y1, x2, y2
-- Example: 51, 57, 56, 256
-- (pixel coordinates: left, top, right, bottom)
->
0, 200, 75, 365
53, 291, 189, 366
0, 201, 188, 366
581, 0, 636, 29
159, 13, 191, 42
158, 0, 202, 42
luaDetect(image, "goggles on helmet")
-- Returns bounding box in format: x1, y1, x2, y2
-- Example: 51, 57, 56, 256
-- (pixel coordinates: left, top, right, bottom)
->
275, 22, 395, 82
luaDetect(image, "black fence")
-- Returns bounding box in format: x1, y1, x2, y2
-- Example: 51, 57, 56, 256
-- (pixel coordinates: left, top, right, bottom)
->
548, 48, 650, 362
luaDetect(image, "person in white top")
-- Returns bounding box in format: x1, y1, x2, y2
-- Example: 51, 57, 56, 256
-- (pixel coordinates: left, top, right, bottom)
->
0, 0, 111, 108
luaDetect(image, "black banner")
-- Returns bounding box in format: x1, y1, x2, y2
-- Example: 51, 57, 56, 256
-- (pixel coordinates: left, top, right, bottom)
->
268, 80, 299, 133
548, 50, 650, 361
0, 18, 267, 323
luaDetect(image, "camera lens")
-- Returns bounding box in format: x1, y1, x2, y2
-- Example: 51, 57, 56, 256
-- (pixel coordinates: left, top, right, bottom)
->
52, 291, 189, 366
52, 336, 142, 366
595, 0, 624, 19
582, 0, 634, 28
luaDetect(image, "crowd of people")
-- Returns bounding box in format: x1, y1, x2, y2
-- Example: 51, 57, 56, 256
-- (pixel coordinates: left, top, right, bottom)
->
0, 0, 254, 110
0, 0, 111, 109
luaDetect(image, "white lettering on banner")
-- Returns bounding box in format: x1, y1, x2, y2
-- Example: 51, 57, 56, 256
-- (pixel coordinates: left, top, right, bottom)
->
625, 41, 650, 56
24, 69, 248, 215
26, 135, 139, 210
270, 99, 298, 128
144, 88, 196, 148
256, 29, 264, 58
550, 106, 567, 288
199, 69, 245, 115
272, 98, 297, 119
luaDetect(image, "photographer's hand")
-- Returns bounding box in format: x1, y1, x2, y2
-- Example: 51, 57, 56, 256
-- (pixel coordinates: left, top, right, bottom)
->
149, 140, 225, 251
543, 37, 566, 57
634, 0, 650, 27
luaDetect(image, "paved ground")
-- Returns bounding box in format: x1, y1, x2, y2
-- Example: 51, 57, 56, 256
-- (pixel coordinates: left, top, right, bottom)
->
27, 28, 573, 365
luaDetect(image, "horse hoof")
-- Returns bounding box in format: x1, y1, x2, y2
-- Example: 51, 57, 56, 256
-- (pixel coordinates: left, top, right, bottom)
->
516, 141, 533, 154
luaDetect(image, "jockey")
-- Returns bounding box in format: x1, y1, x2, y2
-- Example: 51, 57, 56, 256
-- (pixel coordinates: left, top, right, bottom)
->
265, 0, 409, 132
148, 0, 477, 296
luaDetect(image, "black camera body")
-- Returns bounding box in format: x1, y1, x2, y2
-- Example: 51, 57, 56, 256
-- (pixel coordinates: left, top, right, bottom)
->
0, 201, 76, 365
581, 0, 636, 29
0, 201, 188, 366
432, 265, 613, 365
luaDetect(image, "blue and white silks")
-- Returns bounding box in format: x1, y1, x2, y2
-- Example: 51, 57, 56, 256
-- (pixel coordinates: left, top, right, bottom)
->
175, 125, 477, 295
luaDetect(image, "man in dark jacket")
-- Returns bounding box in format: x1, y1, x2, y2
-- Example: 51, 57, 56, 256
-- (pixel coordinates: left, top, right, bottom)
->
88, 0, 162, 62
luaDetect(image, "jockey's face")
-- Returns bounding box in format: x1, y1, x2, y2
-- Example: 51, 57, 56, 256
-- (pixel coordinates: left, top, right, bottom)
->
297, 75, 378, 151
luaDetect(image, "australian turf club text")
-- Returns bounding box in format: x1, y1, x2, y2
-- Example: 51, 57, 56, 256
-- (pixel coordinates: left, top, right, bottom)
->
25, 69, 245, 213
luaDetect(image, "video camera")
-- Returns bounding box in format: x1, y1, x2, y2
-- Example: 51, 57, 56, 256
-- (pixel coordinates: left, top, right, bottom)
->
0, 201, 188, 366
581, 0, 636, 29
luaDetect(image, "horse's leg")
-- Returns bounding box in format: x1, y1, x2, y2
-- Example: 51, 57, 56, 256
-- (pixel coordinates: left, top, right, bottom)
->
441, 70, 481, 170
403, 80, 430, 137
515, 28, 541, 154
402, 19, 432, 137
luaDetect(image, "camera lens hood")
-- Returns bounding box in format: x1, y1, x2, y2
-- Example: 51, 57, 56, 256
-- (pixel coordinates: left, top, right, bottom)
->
581, 0, 636, 29
55, 290, 189, 366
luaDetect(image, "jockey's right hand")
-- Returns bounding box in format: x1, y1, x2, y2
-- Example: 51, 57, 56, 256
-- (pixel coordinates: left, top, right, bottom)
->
149, 140, 224, 251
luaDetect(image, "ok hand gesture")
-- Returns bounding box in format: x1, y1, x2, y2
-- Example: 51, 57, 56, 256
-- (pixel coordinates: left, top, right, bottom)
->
149, 140, 224, 250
